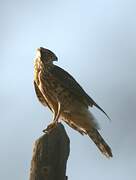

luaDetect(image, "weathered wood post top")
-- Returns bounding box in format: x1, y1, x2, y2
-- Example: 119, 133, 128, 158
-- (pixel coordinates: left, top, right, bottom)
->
29, 123, 70, 180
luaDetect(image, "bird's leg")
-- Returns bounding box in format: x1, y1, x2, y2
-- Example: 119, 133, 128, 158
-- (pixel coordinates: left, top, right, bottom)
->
43, 101, 61, 133
55, 101, 61, 120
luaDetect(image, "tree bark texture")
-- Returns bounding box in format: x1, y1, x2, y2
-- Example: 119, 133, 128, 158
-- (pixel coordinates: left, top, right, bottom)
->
29, 123, 70, 180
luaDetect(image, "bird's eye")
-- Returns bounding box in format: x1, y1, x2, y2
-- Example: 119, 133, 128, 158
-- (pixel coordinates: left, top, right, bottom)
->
36, 49, 41, 59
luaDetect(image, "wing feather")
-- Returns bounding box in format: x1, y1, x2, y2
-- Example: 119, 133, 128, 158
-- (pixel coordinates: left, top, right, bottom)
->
50, 65, 110, 120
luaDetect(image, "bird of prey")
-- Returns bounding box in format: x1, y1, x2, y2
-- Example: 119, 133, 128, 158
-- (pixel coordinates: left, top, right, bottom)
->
34, 47, 112, 158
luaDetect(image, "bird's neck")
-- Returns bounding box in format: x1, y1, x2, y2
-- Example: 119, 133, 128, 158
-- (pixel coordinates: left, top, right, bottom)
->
44, 62, 54, 71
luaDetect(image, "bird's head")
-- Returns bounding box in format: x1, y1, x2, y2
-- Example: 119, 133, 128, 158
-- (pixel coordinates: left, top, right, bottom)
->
36, 47, 58, 64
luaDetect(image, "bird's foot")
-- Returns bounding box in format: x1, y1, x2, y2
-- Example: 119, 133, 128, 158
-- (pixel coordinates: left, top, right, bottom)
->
43, 122, 58, 134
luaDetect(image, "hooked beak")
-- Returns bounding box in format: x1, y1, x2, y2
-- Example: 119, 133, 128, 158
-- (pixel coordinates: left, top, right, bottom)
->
54, 56, 58, 61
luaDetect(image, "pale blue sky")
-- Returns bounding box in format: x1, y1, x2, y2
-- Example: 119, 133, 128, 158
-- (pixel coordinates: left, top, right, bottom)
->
1, 0, 136, 179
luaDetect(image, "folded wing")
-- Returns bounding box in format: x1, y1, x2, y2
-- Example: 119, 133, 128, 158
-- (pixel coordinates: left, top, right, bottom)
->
50, 65, 110, 120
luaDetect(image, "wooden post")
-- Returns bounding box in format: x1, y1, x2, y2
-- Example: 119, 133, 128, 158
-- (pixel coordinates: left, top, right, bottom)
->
29, 123, 70, 180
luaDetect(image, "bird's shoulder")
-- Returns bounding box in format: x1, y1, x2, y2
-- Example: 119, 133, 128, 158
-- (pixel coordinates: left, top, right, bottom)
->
51, 65, 78, 82
50, 65, 95, 106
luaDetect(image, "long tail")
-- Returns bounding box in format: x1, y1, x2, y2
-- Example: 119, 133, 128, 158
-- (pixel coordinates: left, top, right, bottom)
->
88, 128, 113, 158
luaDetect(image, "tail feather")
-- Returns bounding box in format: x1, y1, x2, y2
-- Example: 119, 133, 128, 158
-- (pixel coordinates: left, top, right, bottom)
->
88, 128, 112, 158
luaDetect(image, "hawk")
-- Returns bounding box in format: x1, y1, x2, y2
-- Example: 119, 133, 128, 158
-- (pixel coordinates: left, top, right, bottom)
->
34, 47, 112, 158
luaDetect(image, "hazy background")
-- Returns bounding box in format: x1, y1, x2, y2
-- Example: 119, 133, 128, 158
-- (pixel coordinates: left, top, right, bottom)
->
1, 0, 136, 179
